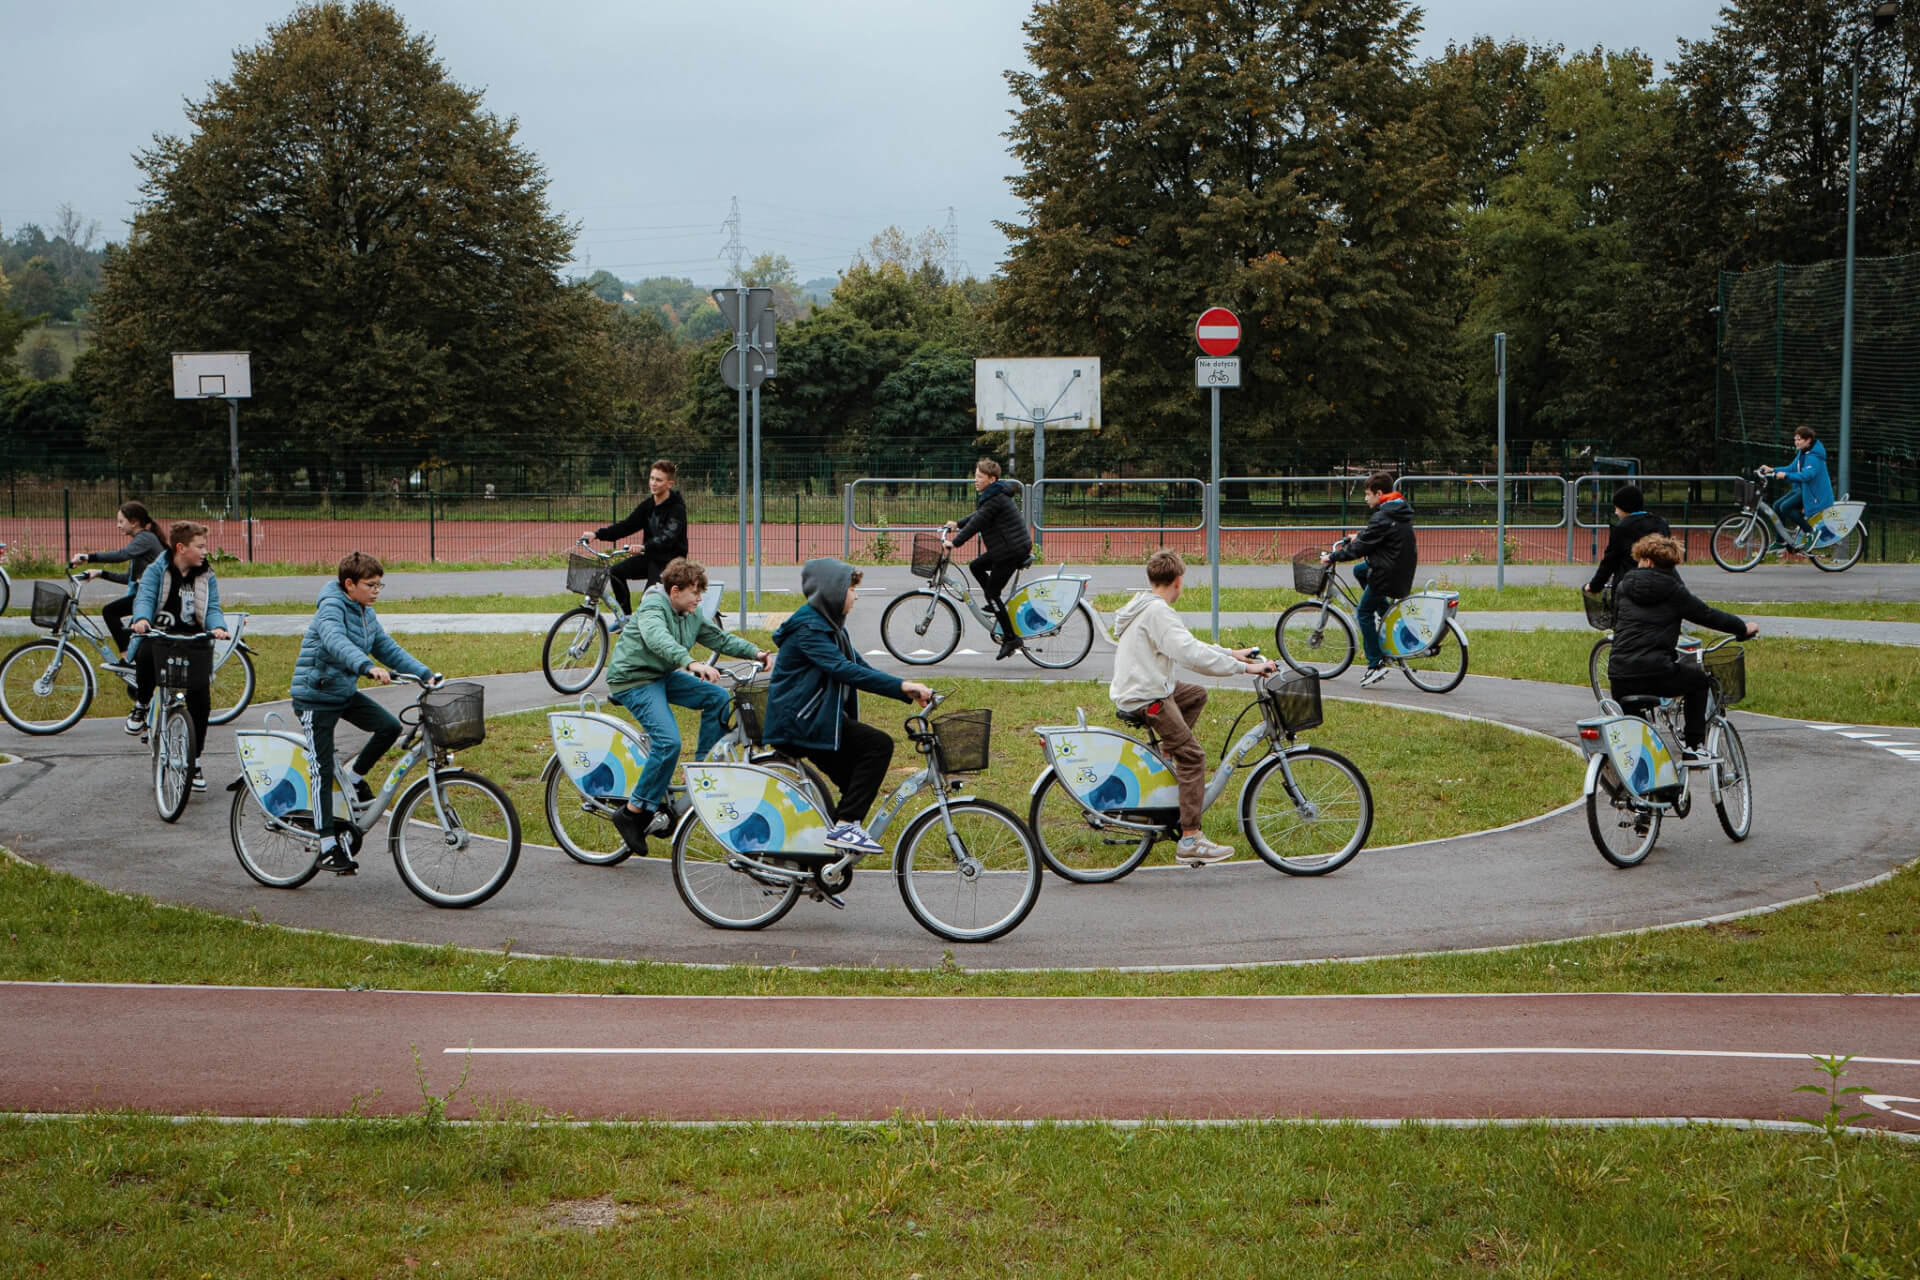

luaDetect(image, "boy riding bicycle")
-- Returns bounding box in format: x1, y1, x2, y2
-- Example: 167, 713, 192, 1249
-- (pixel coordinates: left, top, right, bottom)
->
1323, 471, 1417, 687
127, 520, 231, 791
942, 457, 1031, 660
583, 458, 689, 615
290, 552, 437, 875
1109, 550, 1274, 865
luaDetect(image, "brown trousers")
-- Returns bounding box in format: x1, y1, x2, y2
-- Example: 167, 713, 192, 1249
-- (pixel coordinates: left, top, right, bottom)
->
1142, 681, 1209, 831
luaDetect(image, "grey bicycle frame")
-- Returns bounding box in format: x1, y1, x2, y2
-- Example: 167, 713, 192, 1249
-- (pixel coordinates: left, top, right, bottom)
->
252, 704, 449, 844
1287, 564, 1467, 663
1579, 644, 1739, 815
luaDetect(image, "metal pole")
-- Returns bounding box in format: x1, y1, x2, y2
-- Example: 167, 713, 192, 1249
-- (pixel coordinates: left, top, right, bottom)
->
735, 290, 749, 610
1031, 411, 1046, 546
1494, 333, 1507, 591
1839, 56, 1862, 499
1210, 386, 1221, 641
751, 382, 762, 620
227, 399, 241, 518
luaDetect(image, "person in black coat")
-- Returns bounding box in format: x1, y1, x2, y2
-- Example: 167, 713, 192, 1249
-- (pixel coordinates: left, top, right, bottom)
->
1584, 484, 1672, 597
943, 458, 1033, 660
1607, 533, 1758, 753
584, 458, 689, 613
1323, 471, 1417, 685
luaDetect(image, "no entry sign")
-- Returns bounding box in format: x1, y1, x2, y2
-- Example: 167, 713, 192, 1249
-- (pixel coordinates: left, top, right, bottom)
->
1196, 307, 1240, 356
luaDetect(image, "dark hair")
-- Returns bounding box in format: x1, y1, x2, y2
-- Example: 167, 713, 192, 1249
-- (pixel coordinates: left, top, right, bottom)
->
1793, 426, 1818, 443
1146, 549, 1186, 586
1612, 484, 1645, 513
650, 459, 677, 481
976, 457, 1002, 479
1366, 471, 1397, 494
168, 520, 208, 550
659, 557, 708, 592
337, 550, 384, 584
119, 501, 159, 533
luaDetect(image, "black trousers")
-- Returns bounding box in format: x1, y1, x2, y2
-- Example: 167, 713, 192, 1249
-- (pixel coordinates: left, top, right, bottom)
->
101, 595, 136, 654
606, 552, 670, 613
295, 693, 403, 833
134, 641, 210, 764
1611, 664, 1712, 749
970, 553, 1021, 633
789, 715, 895, 825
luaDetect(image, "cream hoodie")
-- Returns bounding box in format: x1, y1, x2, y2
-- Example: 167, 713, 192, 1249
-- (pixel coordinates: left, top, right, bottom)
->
1107, 591, 1244, 710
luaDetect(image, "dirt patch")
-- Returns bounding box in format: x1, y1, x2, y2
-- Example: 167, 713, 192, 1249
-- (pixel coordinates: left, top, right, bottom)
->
542, 1196, 634, 1231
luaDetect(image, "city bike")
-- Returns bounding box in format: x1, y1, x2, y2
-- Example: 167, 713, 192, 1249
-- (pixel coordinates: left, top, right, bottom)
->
1710, 471, 1867, 573
227, 674, 523, 907
1577, 634, 1753, 867
146, 632, 214, 822
669, 691, 1043, 943
1274, 546, 1469, 693
541, 538, 725, 693
0, 575, 256, 735
1028, 666, 1373, 883
1582, 586, 1616, 701
880, 533, 1097, 669
0, 542, 10, 615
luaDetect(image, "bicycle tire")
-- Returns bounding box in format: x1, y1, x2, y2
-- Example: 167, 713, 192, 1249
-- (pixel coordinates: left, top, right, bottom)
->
1709, 513, 1765, 572
879, 590, 962, 666
229, 785, 321, 889
1587, 637, 1612, 701
670, 809, 802, 929
1808, 521, 1867, 572
206, 646, 257, 726
1021, 602, 1097, 670
1587, 760, 1661, 867
1709, 719, 1752, 842
1241, 746, 1373, 875
0, 568, 10, 616
389, 770, 522, 908
0, 638, 96, 735
1274, 601, 1357, 679
541, 756, 634, 866
895, 798, 1042, 943
542, 606, 610, 694
1027, 770, 1156, 884
153, 705, 193, 823
1399, 619, 1468, 694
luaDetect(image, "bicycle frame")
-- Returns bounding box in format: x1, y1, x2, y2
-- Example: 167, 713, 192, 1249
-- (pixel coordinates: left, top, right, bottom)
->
235, 708, 442, 846
926, 556, 1089, 642
1291, 567, 1465, 662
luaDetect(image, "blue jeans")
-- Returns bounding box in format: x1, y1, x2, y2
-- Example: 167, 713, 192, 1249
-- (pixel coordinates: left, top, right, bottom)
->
1775, 489, 1807, 534
1352, 561, 1392, 668
610, 671, 733, 810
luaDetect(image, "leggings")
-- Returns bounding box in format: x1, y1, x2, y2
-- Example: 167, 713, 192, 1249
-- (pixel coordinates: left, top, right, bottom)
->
295, 693, 403, 833
102, 595, 136, 654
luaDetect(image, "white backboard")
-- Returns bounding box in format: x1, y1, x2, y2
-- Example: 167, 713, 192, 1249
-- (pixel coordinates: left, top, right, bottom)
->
172, 351, 252, 399
974, 357, 1101, 432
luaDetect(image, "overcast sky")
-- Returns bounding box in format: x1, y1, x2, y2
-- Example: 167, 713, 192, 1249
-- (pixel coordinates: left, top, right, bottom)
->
2, 0, 1727, 287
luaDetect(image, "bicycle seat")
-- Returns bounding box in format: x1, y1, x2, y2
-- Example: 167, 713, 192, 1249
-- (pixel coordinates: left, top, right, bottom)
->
1114, 706, 1150, 730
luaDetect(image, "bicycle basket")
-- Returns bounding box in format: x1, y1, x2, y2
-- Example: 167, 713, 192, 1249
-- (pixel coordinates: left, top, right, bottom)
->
565, 553, 609, 598
147, 632, 213, 690
1734, 477, 1759, 510
734, 680, 771, 745
909, 532, 946, 580
1262, 668, 1324, 735
1581, 587, 1615, 632
1704, 644, 1746, 708
420, 681, 487, 751
931, 708, 992, 773
1291, 548, 1330, 595
30, 580, 74, 630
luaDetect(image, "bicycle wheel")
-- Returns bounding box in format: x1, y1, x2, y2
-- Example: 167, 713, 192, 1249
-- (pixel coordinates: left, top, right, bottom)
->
153, 705, 193, 823
879, 591, 961, 665
670, 810, 802, 929
229, 785, 320, 889
1274, 602, 1357, 679
1709, 719, 1752, 842
1241, 746, 1373, 875
542, 606, 610, 694
0, 570, 10, 616
1022, 602, 1097, 670
1587, 637, 1612, 701
895, 798, 1042, 943
1709, 513, 1765, 572
541, 756, 633, 866
0, 639, 96, 735
1027, 770, 1156, 883
1587, 760, 1661, 867
389, 770, 521, 908
1809, 521, 1867, 572
1399, 620, 1468, 694
206, 646, 256, 726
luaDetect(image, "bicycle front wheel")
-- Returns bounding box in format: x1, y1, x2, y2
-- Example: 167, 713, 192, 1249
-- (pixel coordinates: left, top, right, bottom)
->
229, 785, 320, 888
1274, 602, 1357, 679
206, 646, 256, 726
1809, 521, 1867, 572
542, 606, 610, 694
153, 706, 193, 823
1587, 637, 1612, 701
1399, 619, 1468, 694
1022, 602, 1097, 670
389, 770, 522, 908
1027, 770, 1156, 883
1241, 746, 1373, 874
879, 590, 961, 665
895, 799, 1042, 943
541, 756, 633, 866
670, 811, 801, 929
0, 638, 96, 735
1709, 513, 1765, 572
1709, 719, 1752, 842
1587, 760, 1661, 867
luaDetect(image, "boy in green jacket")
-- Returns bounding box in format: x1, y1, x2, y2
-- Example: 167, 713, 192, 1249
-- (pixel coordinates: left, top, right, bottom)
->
604, 557, 770, 853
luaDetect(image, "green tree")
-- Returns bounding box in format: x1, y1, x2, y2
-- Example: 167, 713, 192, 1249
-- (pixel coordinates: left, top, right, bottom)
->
85, 0, 611, 489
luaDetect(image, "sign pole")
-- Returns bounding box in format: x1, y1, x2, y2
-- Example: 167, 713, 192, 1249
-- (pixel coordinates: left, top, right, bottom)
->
1194, 306, 1242, 642
227, 398, 241, 519
1495, 332, 1508, 592
735, 290, 748, 617
1209, 386, 1221, 642
751, 382, 762, 620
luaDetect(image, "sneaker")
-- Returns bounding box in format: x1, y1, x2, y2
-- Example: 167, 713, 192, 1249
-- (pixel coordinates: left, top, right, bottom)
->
1175, 834, 1235, 865
190, 765, 206, 792
610, 805, 653, 854
124, 705, 148, 735
607, 615, 627, 634
996, 636, 1021, 660
1358, 664, 1389, 688
1681, 747, 1714, 767
823, 821, 884, 856
317, 846, 359, 876
352, 779, 375, 805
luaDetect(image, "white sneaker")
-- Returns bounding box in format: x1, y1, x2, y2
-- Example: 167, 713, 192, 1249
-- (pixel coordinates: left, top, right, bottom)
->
124, 705, 148, 735
1358, 664, 1389, 688
823, 822, 884, 856
1175, 834, 1235, 865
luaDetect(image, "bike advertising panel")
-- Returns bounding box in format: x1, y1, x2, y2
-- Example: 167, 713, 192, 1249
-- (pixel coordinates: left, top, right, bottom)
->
1041, 728, 1182, 812
682, 762, 833, 857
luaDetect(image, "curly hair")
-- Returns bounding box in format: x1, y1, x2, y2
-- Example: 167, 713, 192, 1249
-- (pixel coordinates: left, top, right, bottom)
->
1630, 533, 1684, 569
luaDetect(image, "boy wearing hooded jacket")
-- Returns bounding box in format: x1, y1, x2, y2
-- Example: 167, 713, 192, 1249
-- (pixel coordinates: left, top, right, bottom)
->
762, 558, 934, 855
942, 458, 1032, 660
1323, 471, 1417, 687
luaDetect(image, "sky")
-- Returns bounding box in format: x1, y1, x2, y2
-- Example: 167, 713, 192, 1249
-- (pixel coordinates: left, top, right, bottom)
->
1, 0, 1729, 288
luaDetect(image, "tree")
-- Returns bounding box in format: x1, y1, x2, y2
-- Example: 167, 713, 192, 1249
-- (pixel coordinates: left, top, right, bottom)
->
85, 1, 612, 488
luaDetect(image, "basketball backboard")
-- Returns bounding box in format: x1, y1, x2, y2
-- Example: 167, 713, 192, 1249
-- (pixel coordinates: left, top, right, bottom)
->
172, 351, 252, 399
974, 357, 1101, 433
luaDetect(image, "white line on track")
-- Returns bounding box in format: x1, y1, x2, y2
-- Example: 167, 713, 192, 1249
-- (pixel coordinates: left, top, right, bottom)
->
448, 1046, 1920, 1066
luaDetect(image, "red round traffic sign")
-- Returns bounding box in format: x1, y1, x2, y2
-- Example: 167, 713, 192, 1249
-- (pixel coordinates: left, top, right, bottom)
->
1196, 307, 1240, 356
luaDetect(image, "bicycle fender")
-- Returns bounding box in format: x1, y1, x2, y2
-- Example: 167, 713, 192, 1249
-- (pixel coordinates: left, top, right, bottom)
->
1582, 753, 1607, 798
1028, 769, 1055, 801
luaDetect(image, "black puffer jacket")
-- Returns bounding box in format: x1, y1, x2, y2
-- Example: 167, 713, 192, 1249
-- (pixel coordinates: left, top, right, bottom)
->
950, 479, 1031, 561
1608, 568, 1748, 681
596, 489, 688, 562
1587, 510, 1672, 594
1330, 497, 1417, 598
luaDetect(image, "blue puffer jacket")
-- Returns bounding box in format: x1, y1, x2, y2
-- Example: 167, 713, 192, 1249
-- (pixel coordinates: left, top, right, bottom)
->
127, 557, 225, 659
289, 581, 432, 708
762, 558, 912, 752
1777, 439, 1835, 513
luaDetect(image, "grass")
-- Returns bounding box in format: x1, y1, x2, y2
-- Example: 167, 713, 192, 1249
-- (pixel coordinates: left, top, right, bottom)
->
1097, 582, 1920, 623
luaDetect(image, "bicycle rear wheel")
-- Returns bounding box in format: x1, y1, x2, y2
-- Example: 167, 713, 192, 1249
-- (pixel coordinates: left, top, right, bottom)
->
1399, 620, 1468, 694
229, 785, 321, 888
1274, 602, 1357, 679
389, 770, 521, 908
1709, 513, 1765, 572
206, 647, 256, 726
153, 705, 193, 823
541, 757, 634, 865
670, 812, 802, 929
1587, 760, 1661, 866
1809, 522, 1866, 572
895, 799, 1042, 943
1022, 603, 1096, 669
1709, 719, 1752, 841
542, 606, 609, 694
1241, 746, 1373, 874
1028, 770, 1156, 883
0, 638, 95, 734
1587, 637, 1611, 701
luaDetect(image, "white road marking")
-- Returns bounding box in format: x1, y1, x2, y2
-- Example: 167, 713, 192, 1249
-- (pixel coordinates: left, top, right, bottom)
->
1862, 1095, 1920, 1124
1806, 724, 1920, 764
448, 1046, 1920, 1067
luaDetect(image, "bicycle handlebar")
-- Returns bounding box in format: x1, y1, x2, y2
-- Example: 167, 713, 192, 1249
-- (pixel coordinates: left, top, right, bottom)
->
391, 672, 447, 689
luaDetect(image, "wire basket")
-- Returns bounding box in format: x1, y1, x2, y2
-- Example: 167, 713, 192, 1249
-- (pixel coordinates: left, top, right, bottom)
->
1291, 548, 1330, 595
420, 681, 487, 751
1704, 644, 1746, 708
1262, 668, 1324, 735
1733, 477, 1759, 510
909, 532, 947, 580
733, 680, 771, 745
932, 708, 992, 773
147, 632, 213, 690
565, 553, 609, 598
1581, 588, 1614, 632
30, 580, 74, 630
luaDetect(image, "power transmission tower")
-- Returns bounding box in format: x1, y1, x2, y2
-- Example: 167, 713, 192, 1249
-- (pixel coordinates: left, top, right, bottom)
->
941, 206, 967, 283
719, 197, 745, 285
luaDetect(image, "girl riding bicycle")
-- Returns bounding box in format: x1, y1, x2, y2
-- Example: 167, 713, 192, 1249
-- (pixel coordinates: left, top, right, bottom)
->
1607, 534, 1757, 758
71, 500, 164, 661
127, 521, 230, 790
1758, 426, 1833, 559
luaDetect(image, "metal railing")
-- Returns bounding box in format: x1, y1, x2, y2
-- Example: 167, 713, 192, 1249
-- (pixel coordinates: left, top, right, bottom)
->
1568, 474, 1744, 561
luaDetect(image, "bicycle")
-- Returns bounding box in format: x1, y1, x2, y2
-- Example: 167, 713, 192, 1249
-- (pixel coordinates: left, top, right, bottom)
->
1028, 665, 1373, 882
1710, 471, 1867, 573
1273, 546, 1469, 693
1582, 586, 1616, 701
669, 691, 1044, 943
0, 575, 257, 735
146, 632, 215, 822
227, 674, 523, 908
0, 542, 10, 615
1577, 635, 1754, 867
880, 532, 1096, 669
541, 538, 725, 694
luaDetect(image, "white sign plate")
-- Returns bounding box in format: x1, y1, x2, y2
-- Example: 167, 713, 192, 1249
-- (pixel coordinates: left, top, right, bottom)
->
1196, 357, 1240, 388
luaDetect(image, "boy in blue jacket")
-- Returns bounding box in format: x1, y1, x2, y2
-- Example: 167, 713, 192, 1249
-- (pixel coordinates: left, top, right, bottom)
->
762, 558, 933, 855
1759, 425, 1834, 557
127, 520, 230, 789
290, 552, 436, 874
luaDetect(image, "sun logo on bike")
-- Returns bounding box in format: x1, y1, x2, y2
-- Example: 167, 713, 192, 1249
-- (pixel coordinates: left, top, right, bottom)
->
691, 772, 718, 793
556, 721, 575, 740
1056, 740, 1077, 759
